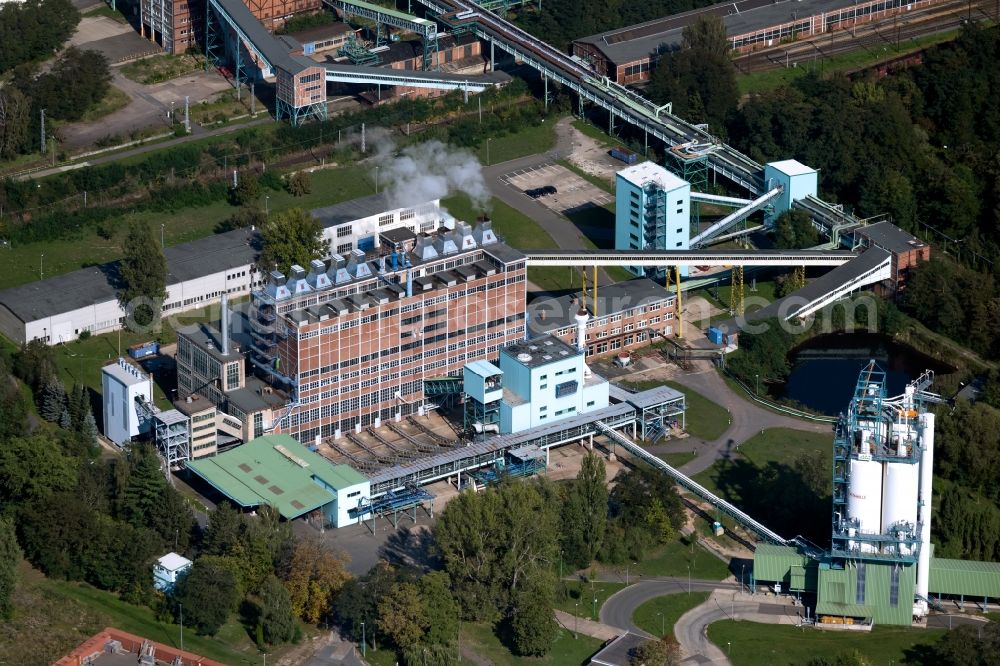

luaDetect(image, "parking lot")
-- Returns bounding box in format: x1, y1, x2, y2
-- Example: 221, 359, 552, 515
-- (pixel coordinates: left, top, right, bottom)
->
502, 163, 613, 215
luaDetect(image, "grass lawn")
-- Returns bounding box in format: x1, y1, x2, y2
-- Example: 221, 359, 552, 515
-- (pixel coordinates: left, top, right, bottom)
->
634, 537, 732, 581
622, 379, 728, 441
53, 300, 232, 409
461, 622, 604, 666
442, 191, 583, 294
0, 165, 376, 292
659, 451, 695, 467
554, 581, 627, 620
475, 119, 558, 166
4, 564, 302, 665
83, 4, 128, 21
693, 427, 831, 500
571, 119, 617, 148
80, 85, 132, 123
708, 621, 944, 666
632, 591, 710, 638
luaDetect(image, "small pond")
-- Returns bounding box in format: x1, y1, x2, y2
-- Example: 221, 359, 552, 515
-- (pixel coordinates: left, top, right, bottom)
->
776, 333, 954, 415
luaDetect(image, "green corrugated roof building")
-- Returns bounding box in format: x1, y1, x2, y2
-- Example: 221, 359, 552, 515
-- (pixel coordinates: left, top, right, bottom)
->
186, 434, 369, 526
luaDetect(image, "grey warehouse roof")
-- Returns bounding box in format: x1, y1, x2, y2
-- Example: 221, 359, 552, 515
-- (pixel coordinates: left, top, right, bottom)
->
0, 228, 258, 325
854, 221, 926, 255
575, 0, 869, 64
528, 277, 674, 335
311, 192, 395, 229
502, 334, 581, 368
714, 247, 891, 334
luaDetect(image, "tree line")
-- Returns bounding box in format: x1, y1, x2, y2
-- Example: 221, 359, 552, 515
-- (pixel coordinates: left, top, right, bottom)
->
0, 79, 541, 250
334, 454, 685, 663
0, 0, 79, 74
0, 47, 112, 160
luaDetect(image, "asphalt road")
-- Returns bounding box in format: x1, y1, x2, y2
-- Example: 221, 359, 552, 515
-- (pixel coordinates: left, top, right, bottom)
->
483, 117, 620, 287
652, 361, 834, 477
600, 577, 739, 635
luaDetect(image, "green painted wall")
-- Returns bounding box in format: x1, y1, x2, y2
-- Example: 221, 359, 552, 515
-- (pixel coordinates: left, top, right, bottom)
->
816, 562, 916, 625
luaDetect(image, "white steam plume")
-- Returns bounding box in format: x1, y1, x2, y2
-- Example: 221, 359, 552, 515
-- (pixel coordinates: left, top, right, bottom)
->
374, 139, 490, 212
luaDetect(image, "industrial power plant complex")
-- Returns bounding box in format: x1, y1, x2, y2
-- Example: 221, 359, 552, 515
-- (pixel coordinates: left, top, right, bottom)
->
5, 0, 1000, 662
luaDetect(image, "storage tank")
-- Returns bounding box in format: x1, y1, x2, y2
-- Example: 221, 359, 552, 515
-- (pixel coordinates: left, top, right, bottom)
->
881, 461, 919, 553
848, 458, 883, 552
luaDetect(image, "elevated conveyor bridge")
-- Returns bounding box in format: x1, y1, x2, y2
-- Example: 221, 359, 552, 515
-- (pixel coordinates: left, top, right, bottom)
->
416, 0, 764, 193
205, 0, 509, 123
523, 249, 855, 268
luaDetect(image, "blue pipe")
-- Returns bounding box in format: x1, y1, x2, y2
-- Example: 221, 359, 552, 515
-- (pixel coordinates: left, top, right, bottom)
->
391, 251, 398, 271
406, 270, 413, 297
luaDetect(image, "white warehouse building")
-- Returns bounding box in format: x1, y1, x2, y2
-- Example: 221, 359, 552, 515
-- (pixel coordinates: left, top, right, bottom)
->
0, 194, 442, 345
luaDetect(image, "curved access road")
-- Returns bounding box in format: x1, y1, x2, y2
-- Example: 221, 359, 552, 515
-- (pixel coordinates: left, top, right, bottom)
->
600, 577, 739, 636
643, 360, 835, 477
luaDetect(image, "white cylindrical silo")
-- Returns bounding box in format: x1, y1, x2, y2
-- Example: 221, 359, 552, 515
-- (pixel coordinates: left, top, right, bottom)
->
916, 412, 935, 615
881, 461, 919, 553
848, 458, 883, 552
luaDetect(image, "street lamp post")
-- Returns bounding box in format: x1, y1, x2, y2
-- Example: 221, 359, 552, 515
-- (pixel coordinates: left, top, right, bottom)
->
593, 591, 600, 620
559, 549, 563, 581
375, 166, 380, 193
727, 641, 731, 656
741, 564, 746, 595
687, 564, 691, 594
179, 603, 184, 650
657, 611, 664, 637
361, 621, 366, 658
486, 137, 492, 166
265, 195, 270, 216
161, 223, 165, 248
574, 602, 579, 639
755, 373, 759, 396
40, 253, 44, 280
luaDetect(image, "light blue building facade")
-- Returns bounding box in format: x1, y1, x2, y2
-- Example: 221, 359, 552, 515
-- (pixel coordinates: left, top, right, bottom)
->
763, 159, 818, 222
615, 161, 691, 278
497, 336, 609, 434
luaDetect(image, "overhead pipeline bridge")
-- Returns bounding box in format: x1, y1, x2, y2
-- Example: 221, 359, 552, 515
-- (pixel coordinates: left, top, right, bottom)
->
205, 0, 509, 123
523, 248, 855, 268
595, 421, 790, 545
417, 0, 764, 193
689, 186, 783, 246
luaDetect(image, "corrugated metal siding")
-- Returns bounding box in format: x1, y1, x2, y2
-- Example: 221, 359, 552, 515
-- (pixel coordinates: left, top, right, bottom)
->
754, 544, 811, 583
816, 563, 915, 625
930, 558, 1000, 598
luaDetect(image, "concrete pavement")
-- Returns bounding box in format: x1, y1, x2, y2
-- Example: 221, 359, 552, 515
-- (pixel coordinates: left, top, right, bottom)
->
554, 608, 621, 641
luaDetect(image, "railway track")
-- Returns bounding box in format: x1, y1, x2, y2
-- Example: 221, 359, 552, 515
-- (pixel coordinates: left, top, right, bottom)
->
735, 0, 997, 74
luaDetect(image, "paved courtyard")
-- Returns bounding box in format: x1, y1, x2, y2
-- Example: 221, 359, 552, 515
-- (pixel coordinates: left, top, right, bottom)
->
501, 162, 613, 214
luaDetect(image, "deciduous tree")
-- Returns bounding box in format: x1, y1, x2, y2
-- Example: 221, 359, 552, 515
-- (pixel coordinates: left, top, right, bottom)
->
377, 582, 427, 649
259, 574, 296, 645
630, 636, 681, 666
0, 517, 20, 620
118, 220, 168, 329
258, 208, 329, 275
284, 538, 351, 624
0, 87, 31, 159
176, 558, 240, 635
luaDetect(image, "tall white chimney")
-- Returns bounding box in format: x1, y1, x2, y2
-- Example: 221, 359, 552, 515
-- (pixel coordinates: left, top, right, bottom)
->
220, 293, 230, 356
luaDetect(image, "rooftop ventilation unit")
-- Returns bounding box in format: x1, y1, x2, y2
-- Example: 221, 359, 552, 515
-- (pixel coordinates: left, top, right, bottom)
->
266, 271, 292, 301
306, 259, 331, 290
287, 265, 312, 295
414, 236, 439, 261
473, 217, 498, 245
330, 254, 352, 285
351, 249, 373, 279
434, 228, 459, 255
